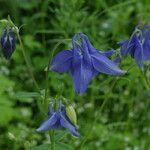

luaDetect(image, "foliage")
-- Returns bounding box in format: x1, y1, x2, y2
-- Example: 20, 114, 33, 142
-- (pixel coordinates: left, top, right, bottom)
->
0, 0, 150, 150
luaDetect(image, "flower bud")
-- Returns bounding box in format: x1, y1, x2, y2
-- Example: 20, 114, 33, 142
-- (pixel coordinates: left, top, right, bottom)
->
12, 26, 19, 34
0, 29, 16, 59
66, 105, 77, 125
44, 66, 48, 71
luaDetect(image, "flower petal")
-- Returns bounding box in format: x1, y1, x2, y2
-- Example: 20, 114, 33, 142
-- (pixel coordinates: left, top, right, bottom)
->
91, 52, 125, 75
72, 33, 92, 63
99, 49, 116, 57
50, 50, 73, 73
48, 103, 54, 117
60, 114, 80, 138
118, 40, 129, 57
1, 30, 16, 59
133, 41, 145, 71
113, 56, 121, 63
50, 119, 62, 129
143, 31, 150, 60
79, 33, 96, 54
71, 57, 94, 94
128, 35, 139, 58
37, 113, 58, 132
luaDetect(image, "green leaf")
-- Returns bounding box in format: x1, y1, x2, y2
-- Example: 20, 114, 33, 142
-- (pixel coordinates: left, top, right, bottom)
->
0, 94, 13, 106
0, 106, 14, 125
55, 142, 74, 150
31, 144, 50, 150
31, 143, 73, 150
0, 75, 15, 93
13, 91, 40, 102
14, 91, 40, 98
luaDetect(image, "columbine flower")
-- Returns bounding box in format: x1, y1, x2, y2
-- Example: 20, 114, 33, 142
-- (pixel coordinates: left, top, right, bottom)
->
0, 29, 16, 59
50, 33, 125, 94
119, 25, 150, 71
37, 101, 80, 138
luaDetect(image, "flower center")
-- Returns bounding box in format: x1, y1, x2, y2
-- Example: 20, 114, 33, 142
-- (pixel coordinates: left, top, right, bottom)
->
75, 37, 84, 56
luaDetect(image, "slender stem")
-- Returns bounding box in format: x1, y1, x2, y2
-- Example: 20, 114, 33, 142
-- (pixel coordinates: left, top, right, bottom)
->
51, 131, 55, 150
17, 33, 39, 90
48, 131, 55, 150
8, 16, 39, 90
44, 39, 71, 150
124, 71, 150, 134
79, 78, 118, 149
142, 73, 150, 91
44, 39, 71, 104
44, 67, 49, 105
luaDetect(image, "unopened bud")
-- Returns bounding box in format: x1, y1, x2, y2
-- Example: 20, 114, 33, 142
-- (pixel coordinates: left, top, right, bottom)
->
66, 105, 77, 125
0, 29, 16, 59
44, 66, 48, 71
12, 26, 19, 34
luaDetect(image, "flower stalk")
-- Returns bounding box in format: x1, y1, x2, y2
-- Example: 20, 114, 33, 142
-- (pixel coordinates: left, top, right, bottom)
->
5, 16, 39, 90
17, 33, 39, 90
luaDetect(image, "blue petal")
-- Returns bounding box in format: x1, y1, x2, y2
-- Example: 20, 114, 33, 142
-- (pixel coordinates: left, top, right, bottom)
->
99, 49, 116, 57
60, 114, 80, 137
72, 33, 92, 64
128, 35, 139, 58
113, 56, 121, 63
133, 38, 143, 61
118, 40, 129, 57
143, 31, 150, 60
37, 113, 58, 132
79, 33, 96, 54
48, 103, 54, 117
118, 40, 128, 46
71, 57, 94, 94
133, 41, 145, 71
51, 50, 73, 73
118, 37, 137, 58
91, 52, 125, 75
72, 35, 83, 64
1, 30, 16, 59
50, 118, 62, 129
80, 34, 92, 62
137, 62, 145, 72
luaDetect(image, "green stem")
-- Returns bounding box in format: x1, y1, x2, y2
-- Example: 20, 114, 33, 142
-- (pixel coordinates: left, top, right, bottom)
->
51, 131, 55, 150
79, 78, 118, 149
44, 39, 71, 150
44, 66, 49, 105
142, 73, 150, 91
17, 33, 39, 90
48, 131, 55, 150
44, 39, 71, 104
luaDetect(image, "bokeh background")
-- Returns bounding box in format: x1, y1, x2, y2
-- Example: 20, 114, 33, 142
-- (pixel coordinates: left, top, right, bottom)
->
0, 0, 150, 150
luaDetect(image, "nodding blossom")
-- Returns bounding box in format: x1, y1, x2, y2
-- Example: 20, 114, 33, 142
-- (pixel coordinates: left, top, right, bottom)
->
51, 33, 125, 94
119, 25, 150, 71
1, 29, 16, 59
37, 101, 80, 138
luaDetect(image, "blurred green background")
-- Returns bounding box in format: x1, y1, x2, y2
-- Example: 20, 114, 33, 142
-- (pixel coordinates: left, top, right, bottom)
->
0, 0, 150, 150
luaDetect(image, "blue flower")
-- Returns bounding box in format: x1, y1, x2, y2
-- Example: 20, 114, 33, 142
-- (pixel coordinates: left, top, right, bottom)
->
50, 33, 125, 94
0, 29, 16, 59
119, 25, 150, 71
37, 101, 80, 138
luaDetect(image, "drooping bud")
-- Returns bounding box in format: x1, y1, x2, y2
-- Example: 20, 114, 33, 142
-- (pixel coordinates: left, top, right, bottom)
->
0, 29, 16, 59
66, 105, 77, 125
37, 101, 80, 137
